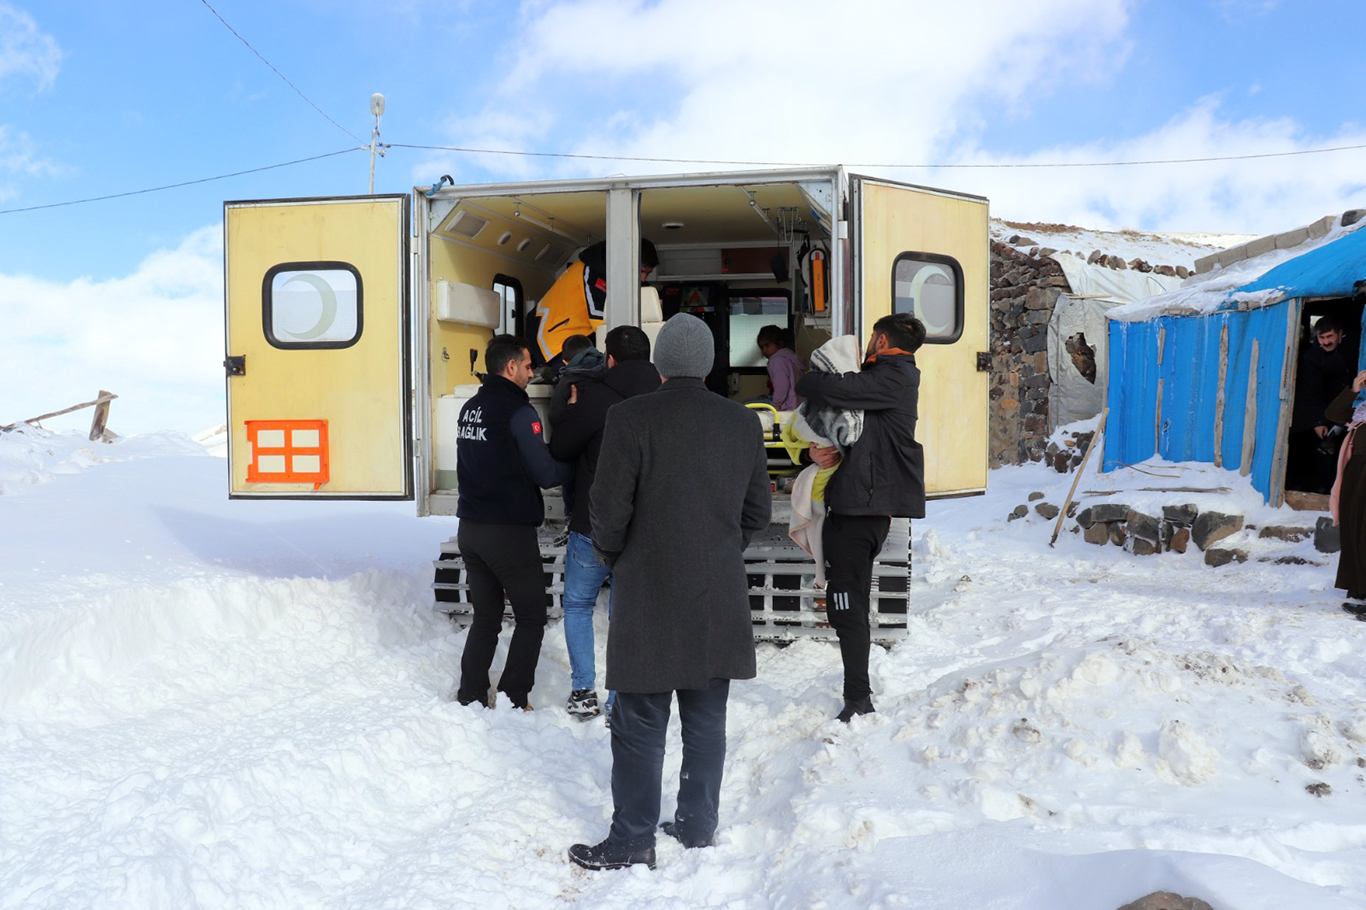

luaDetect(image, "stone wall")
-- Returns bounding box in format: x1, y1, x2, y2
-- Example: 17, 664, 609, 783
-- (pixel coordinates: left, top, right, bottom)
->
988, 240, 1069, 466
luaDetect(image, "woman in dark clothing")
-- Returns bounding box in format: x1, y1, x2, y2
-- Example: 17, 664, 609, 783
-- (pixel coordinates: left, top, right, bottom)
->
1326, 369, 1366, 618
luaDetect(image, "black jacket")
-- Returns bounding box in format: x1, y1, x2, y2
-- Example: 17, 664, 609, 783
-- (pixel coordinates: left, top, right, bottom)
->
456, 374, 572, 525
1294, 341, 1358, 432
549, 358, 661, 535
795, 352, 925, 518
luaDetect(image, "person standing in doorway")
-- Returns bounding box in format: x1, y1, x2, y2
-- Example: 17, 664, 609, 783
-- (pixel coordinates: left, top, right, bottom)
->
567, 314, 770, 871
454, 335, 572, 710
796, 313, 926, 723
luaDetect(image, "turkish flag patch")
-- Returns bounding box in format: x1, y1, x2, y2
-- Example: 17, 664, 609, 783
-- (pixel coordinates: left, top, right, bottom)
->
532, 421, 542, 435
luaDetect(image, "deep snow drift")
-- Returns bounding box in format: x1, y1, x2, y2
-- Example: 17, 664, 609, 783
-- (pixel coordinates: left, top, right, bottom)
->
2, 427, 1365, 910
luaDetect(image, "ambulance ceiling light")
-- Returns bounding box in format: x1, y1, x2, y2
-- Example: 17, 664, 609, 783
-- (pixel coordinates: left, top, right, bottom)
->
536, 243, 566, 265
447, 210, 488, 239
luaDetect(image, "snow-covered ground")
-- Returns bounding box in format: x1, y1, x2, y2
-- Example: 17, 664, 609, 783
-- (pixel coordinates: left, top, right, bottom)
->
3, 427, 1365, 910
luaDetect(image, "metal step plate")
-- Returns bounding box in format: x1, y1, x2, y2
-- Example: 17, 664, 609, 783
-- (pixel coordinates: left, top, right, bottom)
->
432, 518, 911, 644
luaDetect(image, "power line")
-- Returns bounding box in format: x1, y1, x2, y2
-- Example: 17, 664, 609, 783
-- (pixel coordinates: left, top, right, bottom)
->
199, 0, 365, 146
390, 140, 1366, 169
4, 135, 1364, 218
0, 149, 361, 215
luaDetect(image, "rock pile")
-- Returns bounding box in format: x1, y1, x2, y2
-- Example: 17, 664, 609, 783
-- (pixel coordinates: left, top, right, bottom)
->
1006, 495, 1331, 566
1043, 427, 1095, 474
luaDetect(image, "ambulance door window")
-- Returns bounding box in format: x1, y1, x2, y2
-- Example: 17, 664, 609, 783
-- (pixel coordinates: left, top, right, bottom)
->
263, 261, 363, 349
493, 274, 525, 337
892, 253, 963, 344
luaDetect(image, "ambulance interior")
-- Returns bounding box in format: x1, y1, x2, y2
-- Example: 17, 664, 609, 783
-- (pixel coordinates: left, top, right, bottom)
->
423, 180, 837, 513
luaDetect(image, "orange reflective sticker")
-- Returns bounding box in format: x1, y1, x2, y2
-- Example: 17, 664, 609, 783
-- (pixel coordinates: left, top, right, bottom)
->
245, 419, 330, 490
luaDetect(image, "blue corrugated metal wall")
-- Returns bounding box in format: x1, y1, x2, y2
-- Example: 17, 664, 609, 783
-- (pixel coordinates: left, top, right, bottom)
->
1105, 301, 1293, 501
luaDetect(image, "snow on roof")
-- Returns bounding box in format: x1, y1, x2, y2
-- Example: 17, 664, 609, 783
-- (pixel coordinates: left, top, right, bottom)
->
1107, 217, 1366, 323
990, 220, 1252, 271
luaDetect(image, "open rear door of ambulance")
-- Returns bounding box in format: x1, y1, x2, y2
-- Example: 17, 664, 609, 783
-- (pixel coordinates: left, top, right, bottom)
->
224, 195, 412, 499
850, 175, 989, 497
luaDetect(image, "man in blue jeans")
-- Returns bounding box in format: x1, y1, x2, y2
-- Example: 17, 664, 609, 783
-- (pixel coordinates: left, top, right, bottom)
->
548, 325, 659, 719
567, 314, 770, 871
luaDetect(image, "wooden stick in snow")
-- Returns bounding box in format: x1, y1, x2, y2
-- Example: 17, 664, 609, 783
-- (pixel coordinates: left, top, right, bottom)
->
1, 393, 118, 431
1050, 407, 1108, 548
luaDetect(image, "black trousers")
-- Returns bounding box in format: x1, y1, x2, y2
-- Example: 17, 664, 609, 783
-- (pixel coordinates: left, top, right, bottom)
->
608, 679, 730, 848
455, 519, 547, 707
822, 512, 892, 703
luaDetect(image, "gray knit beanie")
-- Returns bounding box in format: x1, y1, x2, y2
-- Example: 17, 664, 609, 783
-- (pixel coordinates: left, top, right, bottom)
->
653, 313, 714, 379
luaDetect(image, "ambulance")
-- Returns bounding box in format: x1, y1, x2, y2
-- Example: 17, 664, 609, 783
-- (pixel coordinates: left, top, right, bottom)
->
223, 167, 988, 641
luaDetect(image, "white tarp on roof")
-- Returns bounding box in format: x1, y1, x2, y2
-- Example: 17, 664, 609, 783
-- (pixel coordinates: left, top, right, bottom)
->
1052, 252, 1186, 305
1047, 255, 1185, 426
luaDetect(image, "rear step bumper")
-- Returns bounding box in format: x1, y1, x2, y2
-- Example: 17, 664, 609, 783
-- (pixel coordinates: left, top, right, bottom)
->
432, 519, 911, 643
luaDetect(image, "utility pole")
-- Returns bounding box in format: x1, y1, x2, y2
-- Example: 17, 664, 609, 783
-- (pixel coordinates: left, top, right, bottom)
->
367, 93, 386, 195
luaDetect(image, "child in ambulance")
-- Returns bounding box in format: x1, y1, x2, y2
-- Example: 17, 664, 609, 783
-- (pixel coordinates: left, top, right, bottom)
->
756, 324, 806, 411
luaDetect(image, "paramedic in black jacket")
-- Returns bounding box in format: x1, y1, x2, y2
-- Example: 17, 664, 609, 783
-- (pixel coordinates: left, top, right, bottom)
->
548, 325, 660, 719
455, 335, 572, 710
796, 313, 926, 723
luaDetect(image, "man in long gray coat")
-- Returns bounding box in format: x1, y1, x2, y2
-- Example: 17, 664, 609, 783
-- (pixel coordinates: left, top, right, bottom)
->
567, 314, 771, 871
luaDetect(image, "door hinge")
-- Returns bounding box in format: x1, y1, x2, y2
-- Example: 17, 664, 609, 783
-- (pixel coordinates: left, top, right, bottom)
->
976, 352, 991, 372
224, 355, 246, 377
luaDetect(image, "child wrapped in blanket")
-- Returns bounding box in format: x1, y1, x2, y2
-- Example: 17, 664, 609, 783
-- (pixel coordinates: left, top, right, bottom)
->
783, 335, 864, 587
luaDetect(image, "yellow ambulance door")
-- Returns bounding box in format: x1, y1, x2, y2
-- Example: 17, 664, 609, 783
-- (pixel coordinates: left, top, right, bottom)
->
852, 176, 989, 496
224, 195, 412, 498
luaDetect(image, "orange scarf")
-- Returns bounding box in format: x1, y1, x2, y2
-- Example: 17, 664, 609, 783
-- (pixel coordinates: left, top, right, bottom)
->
863, 347, 917, 366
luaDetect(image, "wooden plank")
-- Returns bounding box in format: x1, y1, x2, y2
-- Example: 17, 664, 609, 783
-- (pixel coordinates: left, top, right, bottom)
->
1155, 327, 1165, 458
1268, 301, 1302, 506
1, 393, 117, 431
1241, 338, 1259, 476
88, 389, 113, 442
1051, 408, 1108, 547
1213, 324, 1228, 467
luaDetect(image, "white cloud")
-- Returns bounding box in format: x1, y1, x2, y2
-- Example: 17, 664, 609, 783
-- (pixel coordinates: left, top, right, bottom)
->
428, 0, 1364, 236
462, 0, 1132, 175
0, 226, 226, 435
937, 99, 1366, 235
0, 125, 61, 180
0, 3, 63, 92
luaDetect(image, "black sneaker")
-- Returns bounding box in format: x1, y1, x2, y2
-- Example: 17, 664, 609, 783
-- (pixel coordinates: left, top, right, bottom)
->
836, 696, 875, 723
660, 821, 713, 849
567, 688, 601, 719
567, 839, 656, 871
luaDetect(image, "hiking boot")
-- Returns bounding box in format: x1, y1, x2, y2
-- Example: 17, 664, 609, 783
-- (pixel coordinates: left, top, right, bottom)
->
456, 688, 492, 709
660, 821, 713, 849
567, 838, 656, 871
836, 696, 875, 723
567, 688, 601, 719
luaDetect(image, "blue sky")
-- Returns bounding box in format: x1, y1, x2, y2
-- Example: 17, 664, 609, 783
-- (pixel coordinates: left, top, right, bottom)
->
2, 0, 1365, 432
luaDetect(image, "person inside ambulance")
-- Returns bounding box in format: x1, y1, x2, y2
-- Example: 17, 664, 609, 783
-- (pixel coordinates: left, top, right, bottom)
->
533, 238, 659, 365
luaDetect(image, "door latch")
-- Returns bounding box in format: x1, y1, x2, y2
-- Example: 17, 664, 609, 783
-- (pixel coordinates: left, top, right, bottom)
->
224, 355, 246, 377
